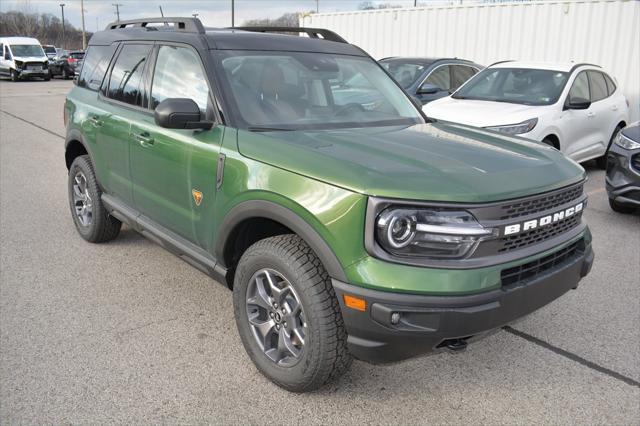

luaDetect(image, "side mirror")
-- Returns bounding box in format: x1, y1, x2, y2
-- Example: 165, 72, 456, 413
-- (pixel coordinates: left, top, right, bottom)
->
154, 98, 213, 130
4, 52, 11, 60
417, 83, 440, 95
565, 97, 591, 110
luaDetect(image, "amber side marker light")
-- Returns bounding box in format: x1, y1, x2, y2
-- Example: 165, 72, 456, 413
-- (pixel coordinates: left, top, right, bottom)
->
343, 294, 366, 312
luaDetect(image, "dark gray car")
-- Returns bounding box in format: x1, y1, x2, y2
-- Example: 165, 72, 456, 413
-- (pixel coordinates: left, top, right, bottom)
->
606, 123, 640, 213
380, 57, 483, 105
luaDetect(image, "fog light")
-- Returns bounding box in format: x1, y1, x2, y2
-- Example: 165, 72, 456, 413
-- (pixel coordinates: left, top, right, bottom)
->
390, 312, 401, 325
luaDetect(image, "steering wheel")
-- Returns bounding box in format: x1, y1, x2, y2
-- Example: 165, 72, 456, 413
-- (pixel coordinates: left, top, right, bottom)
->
334, 103, 366, 117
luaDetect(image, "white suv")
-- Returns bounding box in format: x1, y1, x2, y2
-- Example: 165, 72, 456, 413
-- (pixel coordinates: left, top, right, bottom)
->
423, 61, 630, 167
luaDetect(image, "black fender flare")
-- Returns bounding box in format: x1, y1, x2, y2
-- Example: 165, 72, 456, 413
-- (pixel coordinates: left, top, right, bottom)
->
215, 200, 348, 282
65, 128, 95, 168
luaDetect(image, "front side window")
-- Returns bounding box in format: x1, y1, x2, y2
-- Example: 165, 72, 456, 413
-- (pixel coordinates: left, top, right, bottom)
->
424, 66, 451, 92
453, 68, 570, 106
380, 60, 427, 89
78, 45, 116, 91
9, 44, 45, 57
107, 44, 152, 106
150, 45, 209, 112
43, 46, 57, 55
215, 50, 423, 131
568, 71, 590, 103
588, 71, 608, 102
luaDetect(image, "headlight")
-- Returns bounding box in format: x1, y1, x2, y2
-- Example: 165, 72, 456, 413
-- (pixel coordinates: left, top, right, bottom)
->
614, 132, 640, 150
485, 118, 538, 135
375, 208, 497, 259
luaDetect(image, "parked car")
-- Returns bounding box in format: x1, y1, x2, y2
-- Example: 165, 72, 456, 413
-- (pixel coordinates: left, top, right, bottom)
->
65, 18, 593, 392
606, 123, 640, 213
0, 37, 50, 81
42, 44, 58, 59
424, 61, 629, 167
50, 50, 85, 79
380, 57, 483, 105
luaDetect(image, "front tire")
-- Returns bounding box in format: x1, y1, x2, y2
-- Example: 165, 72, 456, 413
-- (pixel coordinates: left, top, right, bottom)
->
62, 69, 68, 79
10, 69, 18, 82
596, 125, 622, 169
68, 155, 121, 242
609, 198, 636, 214
233, 235, 352, 392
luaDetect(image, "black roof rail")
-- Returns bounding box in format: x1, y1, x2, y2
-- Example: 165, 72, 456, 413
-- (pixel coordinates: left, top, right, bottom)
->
487, 60, 514, 67
230, 27, 347, 43
105, 17, 205, 33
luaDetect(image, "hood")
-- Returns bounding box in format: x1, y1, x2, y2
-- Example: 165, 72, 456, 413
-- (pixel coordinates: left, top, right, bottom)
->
424, 97, 551, 128
237, 122, 585, 203
13, 56, 48, 62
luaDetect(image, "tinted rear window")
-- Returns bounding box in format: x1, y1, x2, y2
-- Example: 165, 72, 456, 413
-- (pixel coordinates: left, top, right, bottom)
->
78, 45, 116, 91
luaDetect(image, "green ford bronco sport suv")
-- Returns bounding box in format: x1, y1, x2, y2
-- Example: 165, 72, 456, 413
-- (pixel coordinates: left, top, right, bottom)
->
64, 18, 594, 392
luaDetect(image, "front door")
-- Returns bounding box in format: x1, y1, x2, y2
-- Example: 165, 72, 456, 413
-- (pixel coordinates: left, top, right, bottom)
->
129, 44, 222, 245
561, 71, 598, 160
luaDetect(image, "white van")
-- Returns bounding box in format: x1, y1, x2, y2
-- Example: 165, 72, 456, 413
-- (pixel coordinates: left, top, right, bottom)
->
0, 37, 51, 81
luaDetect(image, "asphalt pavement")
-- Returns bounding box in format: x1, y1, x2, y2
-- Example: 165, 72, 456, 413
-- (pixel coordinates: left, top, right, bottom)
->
1, 79, 638, 424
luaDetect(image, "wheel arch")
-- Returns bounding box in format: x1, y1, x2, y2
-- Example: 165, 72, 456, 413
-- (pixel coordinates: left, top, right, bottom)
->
65, 129, 93, 169
542, 133, 560, 150
215, 200, 348, 287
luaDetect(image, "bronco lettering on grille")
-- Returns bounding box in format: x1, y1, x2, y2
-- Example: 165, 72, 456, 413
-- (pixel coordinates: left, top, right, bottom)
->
503, 202, 584, 236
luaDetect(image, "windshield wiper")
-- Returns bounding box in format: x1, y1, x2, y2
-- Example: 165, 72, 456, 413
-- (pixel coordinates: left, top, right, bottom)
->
247, 126, 293, 132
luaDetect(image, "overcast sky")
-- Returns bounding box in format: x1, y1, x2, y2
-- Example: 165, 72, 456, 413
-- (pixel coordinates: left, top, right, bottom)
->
0, 0, 430, 31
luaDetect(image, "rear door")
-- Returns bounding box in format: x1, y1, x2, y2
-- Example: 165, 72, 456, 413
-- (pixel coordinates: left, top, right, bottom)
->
94, 43, 153, 205
587, 70, 617, 153
129, 43, 223, 245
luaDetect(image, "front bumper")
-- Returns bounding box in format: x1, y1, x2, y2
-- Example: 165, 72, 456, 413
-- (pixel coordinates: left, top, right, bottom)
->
16, 69, 49, 78
606, 144, 640, 207
334, 240, 594, 363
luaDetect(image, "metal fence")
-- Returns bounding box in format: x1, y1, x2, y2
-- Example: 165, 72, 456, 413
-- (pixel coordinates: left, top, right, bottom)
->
304, 0, 640, 122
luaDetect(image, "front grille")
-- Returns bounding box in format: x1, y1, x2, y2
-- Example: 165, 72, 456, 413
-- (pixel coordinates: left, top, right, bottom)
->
632, 154, 640, 173
501, 239, 583, 287
498, 213, 582, 253
498, 183, 584, 220
25, 62, 44, 70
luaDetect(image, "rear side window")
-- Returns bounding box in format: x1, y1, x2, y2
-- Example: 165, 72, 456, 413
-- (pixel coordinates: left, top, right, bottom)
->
424, 66, 451, 91
451, 65, 478, 90
106, 44, 152, 106
603, 73, 617, 95
568, 71, 589, 102
79, 45, 116, 91
588, 71, 608, 102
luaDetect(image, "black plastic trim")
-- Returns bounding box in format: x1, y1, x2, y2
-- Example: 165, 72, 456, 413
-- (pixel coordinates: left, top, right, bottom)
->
230, 27, 347, 43
215, 200, 347, 282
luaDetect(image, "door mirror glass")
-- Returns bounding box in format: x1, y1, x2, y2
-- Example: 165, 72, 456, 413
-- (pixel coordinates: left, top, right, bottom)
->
4, 52, 11, 60
417, 83, 440, 95
154, 98, 213, 130
566, 97, 591, 110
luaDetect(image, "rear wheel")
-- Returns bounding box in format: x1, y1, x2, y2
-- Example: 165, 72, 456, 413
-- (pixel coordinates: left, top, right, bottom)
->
609, 198, 636, 214
68, 155, 122, 242
596, 125, 622, 169
233, 234, 352, 392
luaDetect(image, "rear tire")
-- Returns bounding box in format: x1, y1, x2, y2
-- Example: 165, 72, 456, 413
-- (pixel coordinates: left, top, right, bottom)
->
596, 125, 622, 169
233, 234, 352, 392
68, 155, 122, 243
609, 198, 636, 214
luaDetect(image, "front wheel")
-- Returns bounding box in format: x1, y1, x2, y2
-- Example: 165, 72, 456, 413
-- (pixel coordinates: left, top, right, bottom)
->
10, 69, 18, 82
233, 235, 352, 392
62, 69, 68, 79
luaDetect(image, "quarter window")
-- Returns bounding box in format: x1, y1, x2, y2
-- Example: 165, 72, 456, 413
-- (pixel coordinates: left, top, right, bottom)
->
603, 73, 617, 96
568, 71, 590, 103
150, 45, 210, 112
588, 71, 608, 102
106, 44, 152, 106
424, 66, 451, 92
78, 45, 117, 91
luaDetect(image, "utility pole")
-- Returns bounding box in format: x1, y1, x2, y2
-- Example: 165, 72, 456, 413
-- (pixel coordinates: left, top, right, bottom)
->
231, 0, 235, 27
159, 5, 165, 17
112, 3, 123, 22
59, 3, 66, 49
192, 13, 199, 19
316, 0, 319, 13
80, 0, 86, 49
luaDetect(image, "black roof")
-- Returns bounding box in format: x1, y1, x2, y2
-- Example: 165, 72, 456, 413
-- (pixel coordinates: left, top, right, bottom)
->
89, 17, 366, 56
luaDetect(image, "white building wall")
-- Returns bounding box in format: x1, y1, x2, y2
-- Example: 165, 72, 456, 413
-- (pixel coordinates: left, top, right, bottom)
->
304, 0, 640, 121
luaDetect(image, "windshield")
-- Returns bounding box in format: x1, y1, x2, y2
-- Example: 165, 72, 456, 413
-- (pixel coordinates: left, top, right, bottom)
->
10, 44, 45, 57
70, 52, 85, 60
214, 50, 423, 131
380, 60, 428, 89
452, 68, 569, 106
43, 46, 56, 54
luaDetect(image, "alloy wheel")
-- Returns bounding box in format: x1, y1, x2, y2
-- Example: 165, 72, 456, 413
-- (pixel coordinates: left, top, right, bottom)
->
72, 171, 93, 226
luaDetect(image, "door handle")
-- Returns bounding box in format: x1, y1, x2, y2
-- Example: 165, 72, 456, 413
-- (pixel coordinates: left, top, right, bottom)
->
611, 105, 618, 111
134, 132, 154, 146
587, 112, 595, 117
88, 115, 103, 127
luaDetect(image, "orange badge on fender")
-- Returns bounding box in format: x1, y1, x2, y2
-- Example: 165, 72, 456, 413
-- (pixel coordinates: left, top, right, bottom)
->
192, 189, 203, 206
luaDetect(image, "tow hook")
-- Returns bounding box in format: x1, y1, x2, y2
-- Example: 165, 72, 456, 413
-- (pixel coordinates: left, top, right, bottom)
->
444, 338, 468, 352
